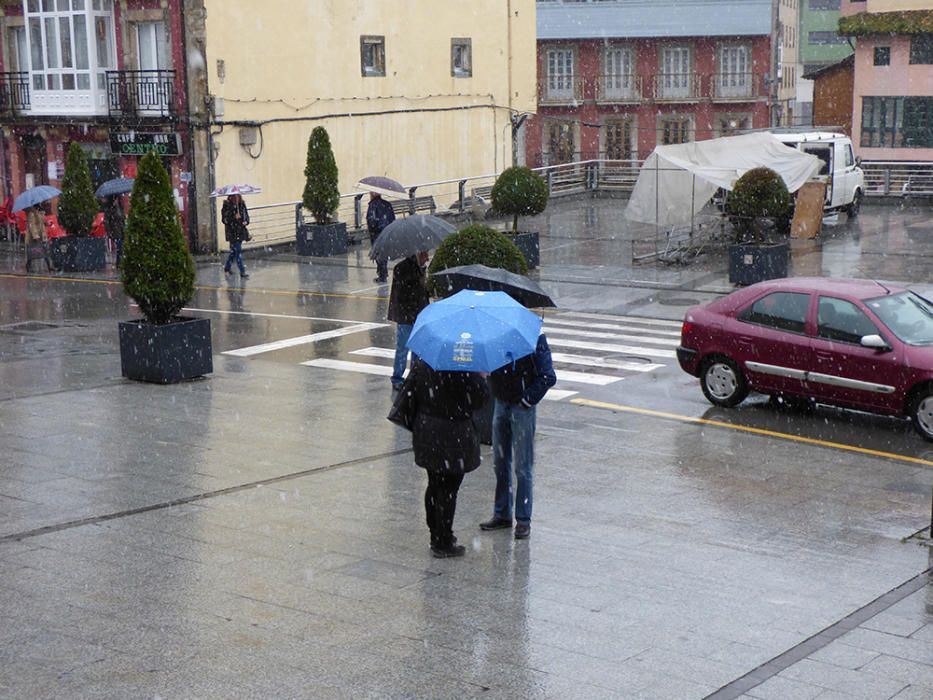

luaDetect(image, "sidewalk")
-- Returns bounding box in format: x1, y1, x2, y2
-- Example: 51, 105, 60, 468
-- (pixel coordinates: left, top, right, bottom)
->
2, 200, 933, 698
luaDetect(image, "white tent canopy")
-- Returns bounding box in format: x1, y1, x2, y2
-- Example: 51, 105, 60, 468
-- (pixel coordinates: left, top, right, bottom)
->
624, 132, 821, 228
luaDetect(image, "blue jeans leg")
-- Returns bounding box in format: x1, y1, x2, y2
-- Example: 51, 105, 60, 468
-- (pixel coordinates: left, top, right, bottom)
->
392, 323, 413, 387
492, 400, 513, 521
511, 404, 536, 525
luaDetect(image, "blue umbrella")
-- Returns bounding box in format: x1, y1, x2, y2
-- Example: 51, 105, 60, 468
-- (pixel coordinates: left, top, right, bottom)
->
407, 289, 542, 372
95, 177, 135, 198
12, 185, 61, 213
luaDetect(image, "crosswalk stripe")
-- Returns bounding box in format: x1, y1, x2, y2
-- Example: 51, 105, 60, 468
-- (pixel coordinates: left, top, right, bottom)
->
545, 326, 680, 347
548, 337, 676, 359
302, 359, 578, 400
544, 317, 682, 337
555, 311, 683, 328
223, 323, 384, 357
549, 352, 664, 373
350, 347, 395, 359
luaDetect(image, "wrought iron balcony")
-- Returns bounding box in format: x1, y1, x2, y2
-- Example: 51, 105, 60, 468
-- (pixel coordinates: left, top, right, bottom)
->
596, 74, 643, 103
0, 72, 30, 115
709, 72, 763, 101
650, 72, 702, 102
106, 70, 175, 120
538, 75, 583, 105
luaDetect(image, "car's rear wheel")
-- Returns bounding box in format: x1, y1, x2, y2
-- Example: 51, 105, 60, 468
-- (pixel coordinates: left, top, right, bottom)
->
847, 189, 862, 219
700, 356, 748, 407
911, 389, 933, 441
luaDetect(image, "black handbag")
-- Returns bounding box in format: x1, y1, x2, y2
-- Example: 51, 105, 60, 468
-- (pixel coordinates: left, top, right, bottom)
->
387, 377, 418, 432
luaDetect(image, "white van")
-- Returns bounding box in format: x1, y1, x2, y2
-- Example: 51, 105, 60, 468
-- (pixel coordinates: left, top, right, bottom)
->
772, 130, 865, 218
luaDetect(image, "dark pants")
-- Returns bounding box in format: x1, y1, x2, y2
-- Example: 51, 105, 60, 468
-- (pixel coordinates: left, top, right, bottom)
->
424, 471, 464, 549
113, 238, 123, 268
369, 231, 388, 281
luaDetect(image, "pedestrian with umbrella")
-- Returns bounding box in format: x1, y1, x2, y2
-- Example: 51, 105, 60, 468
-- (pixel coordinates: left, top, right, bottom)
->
103, 194, 126, 268
221, 193, 251, 279
366, 192, 394, 283
387, 249, 430, 391
14, 186, 60, 273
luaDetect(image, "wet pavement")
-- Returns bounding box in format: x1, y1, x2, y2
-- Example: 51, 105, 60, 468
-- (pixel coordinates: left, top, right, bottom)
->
2, 198, 933, 698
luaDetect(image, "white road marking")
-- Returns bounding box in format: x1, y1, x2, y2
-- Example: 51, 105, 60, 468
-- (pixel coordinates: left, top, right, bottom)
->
545, 326, 680, 347
223, 323, 384, 357
544, 317, 682, 337
184, 307, 390, 325
554, 370, 621, 386
555, 311, 683, 328
350, 347, 395, 359
549, 352, 664, 373
548, 337, 676, 360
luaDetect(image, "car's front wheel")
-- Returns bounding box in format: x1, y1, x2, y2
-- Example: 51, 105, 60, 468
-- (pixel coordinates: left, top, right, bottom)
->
847, 189, 862, 219
700, 356, 749, 407
911, 389, 933, 441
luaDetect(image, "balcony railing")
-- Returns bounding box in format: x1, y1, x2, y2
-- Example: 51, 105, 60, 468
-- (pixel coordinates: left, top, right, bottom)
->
106, 70, 175, 119
0, 72, 30, 115
596, 74, 642, 102
710, 72, 762, 101
538, 75, 582, 104
650, 72, 702, 101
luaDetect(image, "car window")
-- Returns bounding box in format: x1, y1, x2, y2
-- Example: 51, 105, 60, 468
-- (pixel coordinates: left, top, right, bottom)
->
817, 297, 880, 344
738, 292, 810, 333
845, 144, 855, 167
866, 291, 933, 346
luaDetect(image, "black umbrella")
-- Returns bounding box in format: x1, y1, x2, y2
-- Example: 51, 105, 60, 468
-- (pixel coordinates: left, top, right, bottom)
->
430, 264, 556, 308
95, 177, 135, 198
370, 214, 456, 260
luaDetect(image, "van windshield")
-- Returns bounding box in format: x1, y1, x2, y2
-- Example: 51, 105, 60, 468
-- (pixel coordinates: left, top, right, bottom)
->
866, 292, 933, 346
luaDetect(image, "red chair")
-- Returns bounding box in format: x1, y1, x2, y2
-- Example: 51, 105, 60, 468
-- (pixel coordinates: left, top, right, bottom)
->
91, 211, 106, 237
46, 215, 66, 239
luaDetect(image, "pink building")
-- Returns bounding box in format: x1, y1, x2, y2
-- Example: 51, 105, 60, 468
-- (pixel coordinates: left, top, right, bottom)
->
840, 1, 933, 160
527, 0, 776, 166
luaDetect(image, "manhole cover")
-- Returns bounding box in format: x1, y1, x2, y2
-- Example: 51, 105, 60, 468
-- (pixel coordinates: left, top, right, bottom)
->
0, 321, 61, 332
657, 297, 700, 306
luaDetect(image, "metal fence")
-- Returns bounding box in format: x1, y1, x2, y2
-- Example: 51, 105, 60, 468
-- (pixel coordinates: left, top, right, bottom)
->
239, 158, 932, 250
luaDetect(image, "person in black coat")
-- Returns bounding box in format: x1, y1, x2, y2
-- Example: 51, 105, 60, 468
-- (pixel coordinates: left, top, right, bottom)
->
408, 358, 489, 558
366, 193, 395, 283
222, 194, 250, 278
387, 251, 429, 390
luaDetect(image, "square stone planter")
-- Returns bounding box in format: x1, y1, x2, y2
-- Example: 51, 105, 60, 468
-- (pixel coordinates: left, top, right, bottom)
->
119, 316, 213, 384
509, 231, 540, 270
296, 222, 348, 257
49, 236, 107, 271
728, 241, 790, 286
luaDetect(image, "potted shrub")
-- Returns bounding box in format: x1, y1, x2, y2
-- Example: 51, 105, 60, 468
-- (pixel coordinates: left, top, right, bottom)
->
490, 166, 549, 269
725, 167, 793, 286
297, 126, 347, 256
118, 152, 212, 383
427, 224, 527, 443
52, 142, 106, 271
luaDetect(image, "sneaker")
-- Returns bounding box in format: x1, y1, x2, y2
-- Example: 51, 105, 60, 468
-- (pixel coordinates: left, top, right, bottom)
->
240, 272, 250, 278
514, 524, 531, 540
479, 517, 513, 531
224, 268, 232, 276
431, 544, 465, 559
373, 276, 387, 284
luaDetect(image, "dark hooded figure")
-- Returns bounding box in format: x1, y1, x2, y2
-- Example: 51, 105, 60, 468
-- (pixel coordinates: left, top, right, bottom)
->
408, 358, 488, 558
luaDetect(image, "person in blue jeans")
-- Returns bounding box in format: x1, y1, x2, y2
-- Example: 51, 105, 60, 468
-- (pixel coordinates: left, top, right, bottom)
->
481, 334, 557, 540
222, 194, 250, 278
387, 251, 429, 389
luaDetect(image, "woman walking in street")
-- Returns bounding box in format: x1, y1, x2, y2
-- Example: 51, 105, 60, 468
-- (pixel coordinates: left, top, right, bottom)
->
408, 357, 488, 558
25, 205, 51, 272
222, 193, 250, 278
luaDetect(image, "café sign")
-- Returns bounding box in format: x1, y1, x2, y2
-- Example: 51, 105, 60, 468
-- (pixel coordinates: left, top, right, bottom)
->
110, 131, 182, 157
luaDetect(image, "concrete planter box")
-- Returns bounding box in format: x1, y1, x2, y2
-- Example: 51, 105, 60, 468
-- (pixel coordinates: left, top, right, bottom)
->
296, 222, 348, 257
728, 241, 790, 286
119, 316, 213, 384
510, 231, 540, 270
49, 236, 106, 271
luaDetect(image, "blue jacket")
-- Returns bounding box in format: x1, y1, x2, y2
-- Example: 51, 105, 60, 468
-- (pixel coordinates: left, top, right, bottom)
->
366, 197, 395, 235
489, 334, 557, 407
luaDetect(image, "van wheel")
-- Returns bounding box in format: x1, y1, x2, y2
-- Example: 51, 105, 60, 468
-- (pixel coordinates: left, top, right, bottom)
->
700, 356, 748, 408
911, 389, 933, 441
847, 189, 862, 219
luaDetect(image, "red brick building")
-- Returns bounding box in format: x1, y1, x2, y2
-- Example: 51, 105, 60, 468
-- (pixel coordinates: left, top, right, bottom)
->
528, 0, 777, 166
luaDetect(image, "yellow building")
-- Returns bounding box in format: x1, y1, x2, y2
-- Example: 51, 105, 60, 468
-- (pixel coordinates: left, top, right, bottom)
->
198, 0, 537, 249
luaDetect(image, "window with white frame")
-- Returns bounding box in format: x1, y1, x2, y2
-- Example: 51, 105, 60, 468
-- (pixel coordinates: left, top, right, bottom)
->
136, 21, 168, 72
546, 48, 574, 100
718, 45, 750, 97
603, 46, 634, 99
451, 38, 471, 77
660, 46, 691, 99
23, 0, 115, 113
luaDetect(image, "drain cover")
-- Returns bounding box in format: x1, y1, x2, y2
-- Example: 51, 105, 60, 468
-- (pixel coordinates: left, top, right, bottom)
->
657, 297, 700, 306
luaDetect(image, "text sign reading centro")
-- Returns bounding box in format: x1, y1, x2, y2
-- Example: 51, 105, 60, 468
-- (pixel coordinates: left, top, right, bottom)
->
110, 132, 182, 157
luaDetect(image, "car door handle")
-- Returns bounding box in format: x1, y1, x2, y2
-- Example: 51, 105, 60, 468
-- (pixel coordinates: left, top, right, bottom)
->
815, 351, 834, 362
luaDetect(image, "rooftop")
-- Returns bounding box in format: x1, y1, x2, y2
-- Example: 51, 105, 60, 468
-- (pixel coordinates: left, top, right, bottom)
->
537, 0, 773, 40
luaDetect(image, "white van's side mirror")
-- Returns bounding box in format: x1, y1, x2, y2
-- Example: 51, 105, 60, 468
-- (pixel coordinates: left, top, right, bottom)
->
855, 156, 862, 167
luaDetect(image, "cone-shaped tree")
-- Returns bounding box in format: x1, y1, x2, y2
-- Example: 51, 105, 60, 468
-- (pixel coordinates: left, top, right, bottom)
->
490, 166, 549, 233
57, 142, 99, 237
302, 126, 340, 224
121, 152, 195, 325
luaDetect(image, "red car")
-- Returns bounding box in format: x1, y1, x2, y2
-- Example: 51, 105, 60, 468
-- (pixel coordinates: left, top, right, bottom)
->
677, 277, 933, 440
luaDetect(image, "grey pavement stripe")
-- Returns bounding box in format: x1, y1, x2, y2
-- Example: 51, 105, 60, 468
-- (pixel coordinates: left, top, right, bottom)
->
704, 567, 933, 700
555, 311, 683, 328
0, 448, 412, 545
544, 317, 683, 336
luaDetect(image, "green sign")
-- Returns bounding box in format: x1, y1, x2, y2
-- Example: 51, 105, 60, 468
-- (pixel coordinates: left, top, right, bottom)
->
110, 132, 182, 157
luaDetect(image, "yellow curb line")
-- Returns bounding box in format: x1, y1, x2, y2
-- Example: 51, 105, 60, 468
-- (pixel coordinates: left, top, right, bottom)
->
570, 397, 933, 468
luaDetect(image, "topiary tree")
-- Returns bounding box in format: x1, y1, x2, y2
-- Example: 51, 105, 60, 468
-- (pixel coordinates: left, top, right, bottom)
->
302, 126, 340, 224
725, 167, 794, 243
121, 152, 195, 325
427, 224, 527, 296
57, 142, 98, 237
490, 166, 549, 233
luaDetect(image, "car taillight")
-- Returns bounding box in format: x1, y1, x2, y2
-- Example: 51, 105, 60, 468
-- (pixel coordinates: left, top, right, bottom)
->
681, 320, 693, 340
